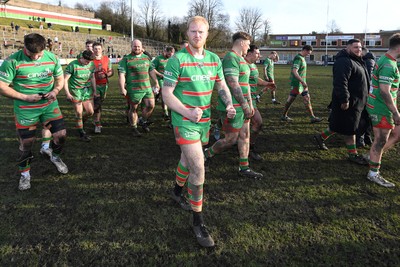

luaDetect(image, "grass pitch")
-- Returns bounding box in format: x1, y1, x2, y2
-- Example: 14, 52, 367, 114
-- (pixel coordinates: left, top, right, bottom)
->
0, 65, 399, 265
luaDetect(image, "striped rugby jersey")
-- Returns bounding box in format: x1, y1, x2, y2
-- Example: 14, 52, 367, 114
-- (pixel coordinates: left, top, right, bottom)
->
290, 53, 307, 87
65, 59, 95, 90
151, 54, 169, 83
118, 53, 154, 92
366, 53, 400, 116
263, 57, 275, 82
217, 50, 250, 112
247, 61, 259, 100
163, 47, 223, 128
0, 49, 63, 107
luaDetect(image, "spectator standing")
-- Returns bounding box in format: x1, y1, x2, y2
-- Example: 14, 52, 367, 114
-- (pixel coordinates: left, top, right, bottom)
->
313, 39, 369, 165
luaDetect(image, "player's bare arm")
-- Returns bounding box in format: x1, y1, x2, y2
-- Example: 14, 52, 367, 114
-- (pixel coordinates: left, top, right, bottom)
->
91, 74, 96, 96
45, 75, 64, 101
63, 74, 74, 101
118, 72, 127, 96
149, 69, 160, 89
215, 80, 236, 119
292, 68, 307, 88
0, 80, 42, 102
225, 76, 247, 106
163, 81, 202, 123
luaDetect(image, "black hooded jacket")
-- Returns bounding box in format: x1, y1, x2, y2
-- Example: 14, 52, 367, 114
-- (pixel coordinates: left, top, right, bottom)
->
329, 49, 370, 135
362, 52, 376, 80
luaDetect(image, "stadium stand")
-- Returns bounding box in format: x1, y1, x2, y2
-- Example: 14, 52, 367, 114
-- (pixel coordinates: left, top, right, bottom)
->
0, 25, 169, 60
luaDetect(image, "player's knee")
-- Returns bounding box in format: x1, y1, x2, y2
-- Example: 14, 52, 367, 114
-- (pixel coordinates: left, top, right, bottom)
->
147, 102, 155, 110
225, 135, 238, 146
47, 119, 66, 134
18, 128, 36, 140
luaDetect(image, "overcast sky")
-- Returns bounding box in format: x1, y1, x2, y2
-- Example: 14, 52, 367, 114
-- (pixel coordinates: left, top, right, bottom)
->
34, 0, 400, 34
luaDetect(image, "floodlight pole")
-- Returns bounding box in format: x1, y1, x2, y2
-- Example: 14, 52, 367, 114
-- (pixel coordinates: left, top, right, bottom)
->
130, 0, 134, 41
325, 0, 329, 66
364, 0, 369, 47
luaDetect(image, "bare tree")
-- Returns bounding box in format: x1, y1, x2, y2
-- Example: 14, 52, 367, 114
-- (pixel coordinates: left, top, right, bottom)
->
74, 3, 95, 12
260, 18, 272, 45
327, 20, 343, 34
187, 0, 223, 29
95, 2, 115, 27
112, 0, 131, 35
187, 0, 231, 47
140, 0, 164, 40
235, 7, 264, 40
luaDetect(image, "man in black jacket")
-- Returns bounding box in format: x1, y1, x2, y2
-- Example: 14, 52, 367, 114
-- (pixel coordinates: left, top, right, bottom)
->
314, 39, 369, 165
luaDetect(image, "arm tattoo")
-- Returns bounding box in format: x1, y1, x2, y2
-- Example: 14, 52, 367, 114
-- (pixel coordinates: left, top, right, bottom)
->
163, 80, 176, 88
226, 76, 246, 105
215, 82, 232, 106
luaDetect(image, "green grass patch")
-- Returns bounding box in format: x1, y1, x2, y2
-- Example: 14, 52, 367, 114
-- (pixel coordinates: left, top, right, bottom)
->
0, 65, 399, 265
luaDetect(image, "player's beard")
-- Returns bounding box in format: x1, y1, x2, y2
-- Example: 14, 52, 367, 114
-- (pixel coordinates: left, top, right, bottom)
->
190, 38, 205, 50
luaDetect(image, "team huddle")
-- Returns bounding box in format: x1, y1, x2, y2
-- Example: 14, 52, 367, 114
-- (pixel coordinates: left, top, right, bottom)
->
1, 16, 399, 248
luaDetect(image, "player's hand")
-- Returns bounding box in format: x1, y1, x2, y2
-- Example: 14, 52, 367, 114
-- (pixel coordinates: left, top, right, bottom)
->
24, 94, 42, 102
301, 81, 308, 88
120, 88, 127, 96
266, 82, 276, 91
341, 102, 349, 110
65, 93, 74, 102
44, 90, 58, 102
187, 107, 203, 123
152, 86, 160, 95
243, 104, 253, 119
96, 71, 106, 80
225, 105, 236, 119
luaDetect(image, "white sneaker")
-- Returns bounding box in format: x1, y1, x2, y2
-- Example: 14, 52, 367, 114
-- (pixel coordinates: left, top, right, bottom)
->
40, 147, 53, 158
94, 125, 102, 134
367, 172, 395, 188
50, 155, 69, 174
19, 175, 31, 191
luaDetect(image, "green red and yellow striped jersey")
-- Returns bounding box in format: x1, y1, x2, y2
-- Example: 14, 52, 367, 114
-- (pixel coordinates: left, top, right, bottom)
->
65, 59, 95, 90
0, 49, 63, 107
247, 61, 259, 100
163, 47, 223, 128
151, 55, 169, 83
217, 50, 250, 112
366, 53, 400, 116
290, 53, 307, 87
118, 53, 154, 91
263, 57, 275, 82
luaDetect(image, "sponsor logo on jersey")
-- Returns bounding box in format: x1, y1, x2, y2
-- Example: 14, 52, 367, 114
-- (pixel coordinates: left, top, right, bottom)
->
0, 71, 9, 77
191, 74, 211, 82
184, 131, 197, 138
28, 68, 52, 79
380, 75, 393, 82
78, 73, 92, 78
132, 63, 148, 68
20, 119, 35, 124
